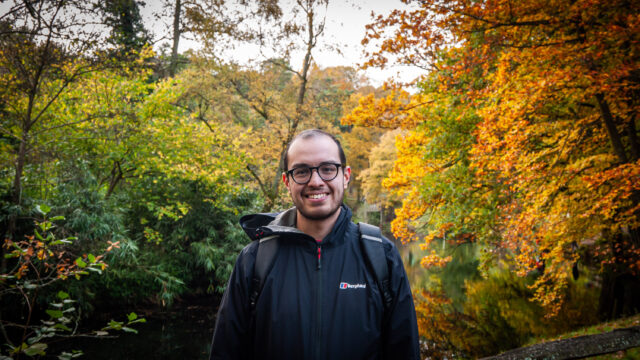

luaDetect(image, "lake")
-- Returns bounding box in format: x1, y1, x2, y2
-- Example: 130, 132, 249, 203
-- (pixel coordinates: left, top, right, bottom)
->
56, 297, 217, 360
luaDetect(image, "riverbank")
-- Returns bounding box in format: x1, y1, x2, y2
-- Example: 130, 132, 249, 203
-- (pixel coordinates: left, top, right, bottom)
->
52, 294, 220, 359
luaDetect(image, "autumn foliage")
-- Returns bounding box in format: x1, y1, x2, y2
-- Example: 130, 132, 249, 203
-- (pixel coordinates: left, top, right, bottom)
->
346, 0, 640, 318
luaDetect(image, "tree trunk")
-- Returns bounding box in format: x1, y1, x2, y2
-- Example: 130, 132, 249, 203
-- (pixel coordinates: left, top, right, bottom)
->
105, 161, 123, 199
265, 3, 318, 212
626, 115, 639, 161
597, 230, 640, 320
595, 93, 628, 164
4, 134, 28, 269
294, 8, 313, 125
12, 138, 27, 207
169, 0, 181, 76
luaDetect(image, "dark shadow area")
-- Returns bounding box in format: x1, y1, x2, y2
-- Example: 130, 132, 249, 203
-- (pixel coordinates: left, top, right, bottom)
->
51, 295, 218, 360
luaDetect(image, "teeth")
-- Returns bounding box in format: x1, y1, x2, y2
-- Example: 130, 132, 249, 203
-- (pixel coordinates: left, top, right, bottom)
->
308, 194, 326, 199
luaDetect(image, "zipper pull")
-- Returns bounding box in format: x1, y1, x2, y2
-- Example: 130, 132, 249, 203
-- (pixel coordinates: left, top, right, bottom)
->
316, 239, 322, 270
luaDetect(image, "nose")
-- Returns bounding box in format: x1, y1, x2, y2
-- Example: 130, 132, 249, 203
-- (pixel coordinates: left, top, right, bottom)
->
307, 168, 325, 186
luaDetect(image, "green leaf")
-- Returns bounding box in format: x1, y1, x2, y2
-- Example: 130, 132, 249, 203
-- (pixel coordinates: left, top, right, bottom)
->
57, 291, 70, 300
50, 215, 65, 221
87, 267, 102, 274
121, 327, 138, 334
23, 342, 47, 356
105, 320, 122, 330
75, 257, 87, 268
127, 312, 137, 321
46, 310, 63, 319
88, 254, 96, 263
58, 350, 84, 360
10, 343, 26, 355
51, 239, 73, 245
54, 323, 72, 332
36, 204, 51, 215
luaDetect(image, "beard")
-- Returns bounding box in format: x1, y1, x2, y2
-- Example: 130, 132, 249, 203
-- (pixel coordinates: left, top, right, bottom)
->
296, 200, 343, 221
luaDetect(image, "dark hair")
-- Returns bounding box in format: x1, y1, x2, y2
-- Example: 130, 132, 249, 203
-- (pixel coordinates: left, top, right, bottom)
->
282, 129, 347, 172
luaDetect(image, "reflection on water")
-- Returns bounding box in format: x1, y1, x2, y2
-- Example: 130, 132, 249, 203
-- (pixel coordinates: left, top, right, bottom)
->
58, 298, 217, 360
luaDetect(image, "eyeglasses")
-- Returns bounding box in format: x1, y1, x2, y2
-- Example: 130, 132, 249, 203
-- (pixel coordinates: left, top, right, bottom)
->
286, 163, 343, 184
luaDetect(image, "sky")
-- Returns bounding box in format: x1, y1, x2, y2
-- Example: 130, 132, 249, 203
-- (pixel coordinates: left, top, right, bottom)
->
300, 0, 423, 85
142, 0, 423, 87
0, 0, 423, 87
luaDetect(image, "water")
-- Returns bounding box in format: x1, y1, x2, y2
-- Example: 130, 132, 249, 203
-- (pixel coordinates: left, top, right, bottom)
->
55, 298, 217, 359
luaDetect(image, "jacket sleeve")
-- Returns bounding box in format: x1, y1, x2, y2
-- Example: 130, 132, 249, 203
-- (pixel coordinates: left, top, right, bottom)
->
382, 239, 421, 359
209, 243, 257, 360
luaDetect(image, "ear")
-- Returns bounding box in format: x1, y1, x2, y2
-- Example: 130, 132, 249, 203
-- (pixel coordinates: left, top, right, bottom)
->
342, 166, 351, 189
282, 172, 290, 190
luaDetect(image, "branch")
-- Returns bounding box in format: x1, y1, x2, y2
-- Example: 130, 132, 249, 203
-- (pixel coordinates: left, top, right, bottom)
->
246, 164, 269, 201
262, 58, 301, 78
437, 3, 551, 28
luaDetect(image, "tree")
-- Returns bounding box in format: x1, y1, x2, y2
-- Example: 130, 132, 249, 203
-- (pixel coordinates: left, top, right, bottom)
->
1, 206, 145, 359
351, 0, 640, 317
0, 0, 105, 245
96, 0, 150, 55
340, 126, 385, 215
357, 128, 403, 213
186, 0, 336, 211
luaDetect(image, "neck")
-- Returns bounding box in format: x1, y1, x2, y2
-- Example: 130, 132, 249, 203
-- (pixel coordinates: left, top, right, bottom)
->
296, 207, 341, 240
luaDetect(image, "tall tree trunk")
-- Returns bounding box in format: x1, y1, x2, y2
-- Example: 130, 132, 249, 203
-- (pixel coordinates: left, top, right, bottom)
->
105, 161, 123, 199
266, 2, 318, 212
169, 0, 181, 76
11, 138, 27, 211
595, 93, 629, 164
592, 95, 640, 319
293, 8, 314, 126
626, 115, 639, 161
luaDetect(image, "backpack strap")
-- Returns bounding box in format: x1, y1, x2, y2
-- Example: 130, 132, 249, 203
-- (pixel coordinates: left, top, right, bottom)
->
358, 222, 393, 311
249, 224, 393, 312
249, 234, 279, 312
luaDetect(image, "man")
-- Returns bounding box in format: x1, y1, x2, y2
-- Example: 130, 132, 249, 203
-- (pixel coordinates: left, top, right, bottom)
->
210, 129, 420, 360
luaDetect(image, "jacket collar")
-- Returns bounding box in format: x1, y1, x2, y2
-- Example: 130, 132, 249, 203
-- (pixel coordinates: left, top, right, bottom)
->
240, 205, 352, 246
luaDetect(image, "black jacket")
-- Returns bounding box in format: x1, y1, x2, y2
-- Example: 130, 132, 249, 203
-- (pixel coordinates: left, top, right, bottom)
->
210, 205, 420, 360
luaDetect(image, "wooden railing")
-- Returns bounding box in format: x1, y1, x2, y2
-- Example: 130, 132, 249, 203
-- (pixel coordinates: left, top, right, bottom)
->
481, 326, 640, 360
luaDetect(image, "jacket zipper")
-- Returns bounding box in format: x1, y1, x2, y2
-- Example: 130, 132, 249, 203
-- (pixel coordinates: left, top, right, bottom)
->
315, 239, 322, 360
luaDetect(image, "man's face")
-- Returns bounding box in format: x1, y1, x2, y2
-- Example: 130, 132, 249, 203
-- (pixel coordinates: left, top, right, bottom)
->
283, 135, 351, 222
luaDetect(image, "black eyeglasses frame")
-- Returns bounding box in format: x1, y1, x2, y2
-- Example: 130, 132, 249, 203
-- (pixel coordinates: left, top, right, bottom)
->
286, 163, 343, 185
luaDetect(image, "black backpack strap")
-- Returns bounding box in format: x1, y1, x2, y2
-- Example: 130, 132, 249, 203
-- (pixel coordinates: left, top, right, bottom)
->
358, 223, 393, 310
249, 234, 279, 312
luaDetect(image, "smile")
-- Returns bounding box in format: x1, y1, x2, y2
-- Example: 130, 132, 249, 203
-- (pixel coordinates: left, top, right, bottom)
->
306, 193, 328, 200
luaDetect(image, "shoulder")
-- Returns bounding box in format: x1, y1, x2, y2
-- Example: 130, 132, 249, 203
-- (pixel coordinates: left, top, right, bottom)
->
351, 221, 397, 252
380, 235, 399, 254
240, 239, 259, 256
234, 240, 259, 274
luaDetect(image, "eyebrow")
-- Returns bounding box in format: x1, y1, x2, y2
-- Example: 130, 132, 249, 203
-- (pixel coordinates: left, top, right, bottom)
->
289, 161, 340, 168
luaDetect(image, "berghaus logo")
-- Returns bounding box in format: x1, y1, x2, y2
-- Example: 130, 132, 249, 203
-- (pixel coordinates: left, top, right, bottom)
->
339, 282, 366, 289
